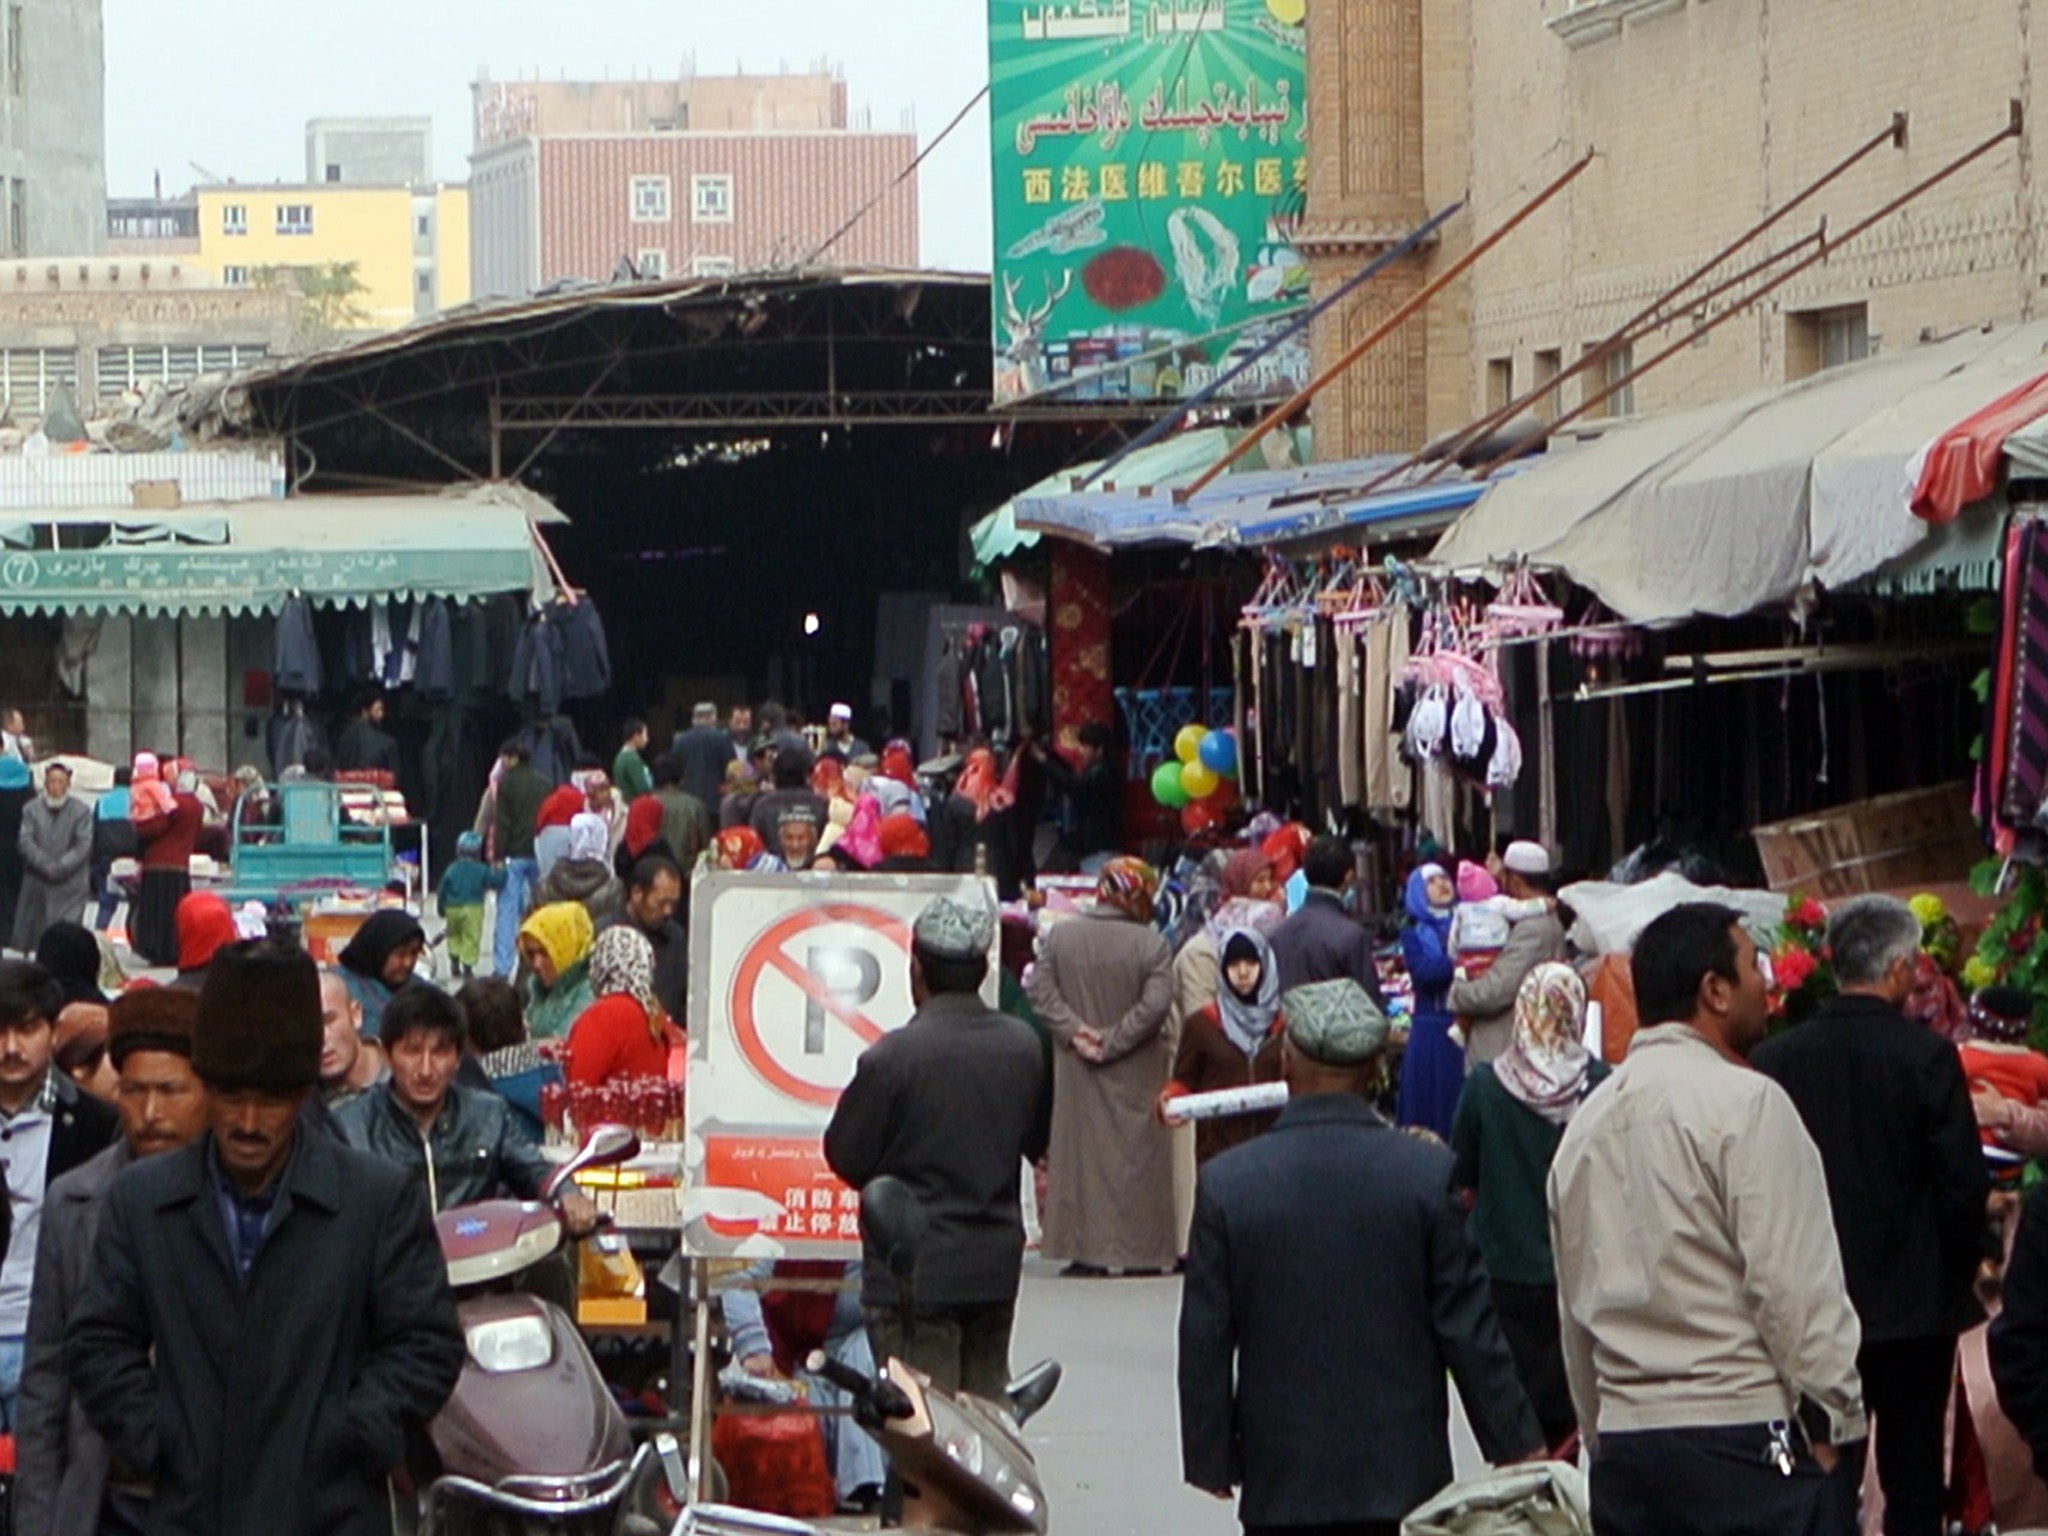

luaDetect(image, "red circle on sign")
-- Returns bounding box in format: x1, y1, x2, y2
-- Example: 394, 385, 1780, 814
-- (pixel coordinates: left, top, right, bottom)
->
728, 903, 913, 1106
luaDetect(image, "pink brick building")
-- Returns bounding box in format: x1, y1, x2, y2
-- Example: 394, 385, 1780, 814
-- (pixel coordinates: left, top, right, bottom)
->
468, 71, 918, 297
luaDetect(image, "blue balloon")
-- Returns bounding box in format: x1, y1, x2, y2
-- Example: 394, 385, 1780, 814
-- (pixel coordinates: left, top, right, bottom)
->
1198, 729, 1238, 777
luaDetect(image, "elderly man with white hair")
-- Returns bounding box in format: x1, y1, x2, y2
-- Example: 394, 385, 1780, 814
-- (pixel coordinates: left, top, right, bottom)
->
1753, 893, 1988, 1536
1447, 840, 1567, 1072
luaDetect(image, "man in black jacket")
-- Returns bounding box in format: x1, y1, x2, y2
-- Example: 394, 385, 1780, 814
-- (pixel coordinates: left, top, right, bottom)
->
1753, 894, 1988, 1536
68, 940, 464, 1536
0, 960, 118, 1431
1179, 978, 1542, 1533
1992, 1180, 2048, 1481
1267, 836, 1387, 1008
1030, 723, 1119, 870
823, 894, 1049, 1399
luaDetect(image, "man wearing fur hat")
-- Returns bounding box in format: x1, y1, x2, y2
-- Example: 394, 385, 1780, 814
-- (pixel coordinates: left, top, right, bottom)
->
68, 939, 463, 1535
16, 986, 208, 1536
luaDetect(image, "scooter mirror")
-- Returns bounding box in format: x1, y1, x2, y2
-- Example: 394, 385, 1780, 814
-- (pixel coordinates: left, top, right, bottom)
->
542, 1122, 642, 1202
1006, 1359, 1062, 1425
860, 1176, 927, 1287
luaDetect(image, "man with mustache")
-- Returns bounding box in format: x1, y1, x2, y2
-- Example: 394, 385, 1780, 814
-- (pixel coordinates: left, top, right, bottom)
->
68, 940, 464, 1535
16, 987, 208, 1536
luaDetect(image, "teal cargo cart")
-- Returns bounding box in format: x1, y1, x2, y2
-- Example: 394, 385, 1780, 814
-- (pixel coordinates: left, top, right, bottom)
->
223, 781, 397, 908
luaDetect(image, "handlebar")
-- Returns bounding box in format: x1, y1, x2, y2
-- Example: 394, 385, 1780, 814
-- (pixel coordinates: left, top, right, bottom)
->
806, 1349, 915, 1421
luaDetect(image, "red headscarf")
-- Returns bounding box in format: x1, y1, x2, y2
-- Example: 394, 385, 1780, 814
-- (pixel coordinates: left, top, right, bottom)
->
811, 757, 846, 799
954, 748, 1012, 823
878, 814, 930, 861
1219, 848, 1275, 899
1260, 824, 1312, 885
880, 742, 916, 787
174, 893, 237, 972
713, 826, 767, 870
623, 795, 666, 859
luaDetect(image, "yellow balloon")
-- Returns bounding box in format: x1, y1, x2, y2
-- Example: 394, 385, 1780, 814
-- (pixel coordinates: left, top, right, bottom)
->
1266, 0, 1306, 25
1175, 724, 1207, 764
1181, 761, 1221, 799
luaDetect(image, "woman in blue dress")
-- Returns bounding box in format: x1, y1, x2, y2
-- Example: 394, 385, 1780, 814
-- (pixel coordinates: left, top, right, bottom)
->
1396, 863, 1462, 1139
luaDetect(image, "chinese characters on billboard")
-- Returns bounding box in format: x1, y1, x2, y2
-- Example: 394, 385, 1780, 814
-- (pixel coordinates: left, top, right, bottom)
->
989, 0, 1310, 406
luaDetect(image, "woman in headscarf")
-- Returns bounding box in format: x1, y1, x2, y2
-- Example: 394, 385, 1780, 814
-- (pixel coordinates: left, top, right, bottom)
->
932, 747, 1025, 900
538, 811, 624, 927
863, 744, 924, 825
615, 794, 670, 880
709, 825, 780, 873
1171, 848, 1283, 1031
516, 900, 597, 1041
565, 925, 681, 1086
1396, 862, 1461, 1140
35, 921, 107, 1007
1027, 856, 1178, 1276
335, 909, 429, 1024
1160, 925, 1286, 1167
129, 758, 204, 968
1449, 962, 1607, 1450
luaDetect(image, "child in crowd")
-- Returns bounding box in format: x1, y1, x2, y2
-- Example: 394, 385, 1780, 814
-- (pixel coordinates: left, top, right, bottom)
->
1446, 860, 1552, 1051
436, 831, 504, 978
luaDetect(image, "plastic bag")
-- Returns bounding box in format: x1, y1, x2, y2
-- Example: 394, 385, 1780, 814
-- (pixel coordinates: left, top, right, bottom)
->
1487, 717, 1524, 788
1450, 683, 1487, 762
1406, 684, 1448, 760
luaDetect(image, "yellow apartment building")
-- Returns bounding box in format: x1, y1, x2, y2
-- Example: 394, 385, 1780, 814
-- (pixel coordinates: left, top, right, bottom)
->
192, 183, 470, 332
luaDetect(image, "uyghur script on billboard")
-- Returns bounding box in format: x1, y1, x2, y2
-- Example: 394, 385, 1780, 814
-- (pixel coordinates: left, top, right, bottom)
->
989, 0, 1309, 407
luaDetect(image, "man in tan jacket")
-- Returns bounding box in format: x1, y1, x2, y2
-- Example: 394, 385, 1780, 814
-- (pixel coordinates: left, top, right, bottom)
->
1549, 902, 1865, 1535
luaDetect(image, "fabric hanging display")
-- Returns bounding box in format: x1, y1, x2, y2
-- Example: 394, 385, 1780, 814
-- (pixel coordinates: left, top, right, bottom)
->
272, 595, 323, 696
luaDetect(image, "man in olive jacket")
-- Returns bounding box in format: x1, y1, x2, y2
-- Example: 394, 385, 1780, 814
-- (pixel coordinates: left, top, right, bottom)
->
67, 939, 464, 1535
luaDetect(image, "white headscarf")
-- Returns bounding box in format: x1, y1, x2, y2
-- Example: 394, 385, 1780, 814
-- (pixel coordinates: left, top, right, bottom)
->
566, 811, 609, 864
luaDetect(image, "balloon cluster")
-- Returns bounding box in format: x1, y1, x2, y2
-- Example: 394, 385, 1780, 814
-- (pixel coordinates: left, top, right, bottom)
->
1152, 726, 1239, 833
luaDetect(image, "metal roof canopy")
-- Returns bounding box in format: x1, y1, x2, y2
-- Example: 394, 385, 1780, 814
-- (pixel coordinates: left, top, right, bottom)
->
0, 483, 561, 616
199, 268, 1159, 487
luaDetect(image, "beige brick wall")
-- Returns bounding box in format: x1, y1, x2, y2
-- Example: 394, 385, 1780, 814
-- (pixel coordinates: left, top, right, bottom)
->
1462, 0, 2038, 430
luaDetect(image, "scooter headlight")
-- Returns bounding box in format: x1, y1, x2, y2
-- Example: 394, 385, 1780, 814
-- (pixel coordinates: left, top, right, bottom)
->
466, 1314, 554, 1374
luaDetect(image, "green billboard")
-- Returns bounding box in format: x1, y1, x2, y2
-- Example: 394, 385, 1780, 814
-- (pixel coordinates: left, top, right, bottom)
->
989, 0, 1309, 406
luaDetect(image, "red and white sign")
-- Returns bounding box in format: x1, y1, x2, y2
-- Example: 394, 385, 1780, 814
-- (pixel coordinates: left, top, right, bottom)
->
681, 871, 998, 1259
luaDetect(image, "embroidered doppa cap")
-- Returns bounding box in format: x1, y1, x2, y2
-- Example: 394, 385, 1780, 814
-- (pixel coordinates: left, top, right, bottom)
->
1282, 979, 1389, 1066
912, 895, 996, 962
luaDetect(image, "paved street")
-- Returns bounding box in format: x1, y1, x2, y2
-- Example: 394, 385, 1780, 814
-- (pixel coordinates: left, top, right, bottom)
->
1011, 1257, 1487, 1532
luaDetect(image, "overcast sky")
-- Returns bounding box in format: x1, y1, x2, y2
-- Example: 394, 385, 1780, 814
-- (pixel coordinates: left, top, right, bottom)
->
101, 0, 995, 271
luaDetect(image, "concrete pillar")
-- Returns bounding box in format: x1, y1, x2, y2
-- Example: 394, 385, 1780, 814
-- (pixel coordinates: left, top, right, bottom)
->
85, 614, 133, 764
177, 616, 227, 770
130, 616, 179, 758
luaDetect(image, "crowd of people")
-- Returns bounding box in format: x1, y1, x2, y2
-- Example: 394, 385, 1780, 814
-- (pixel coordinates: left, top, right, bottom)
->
13, 692, 2048, 1536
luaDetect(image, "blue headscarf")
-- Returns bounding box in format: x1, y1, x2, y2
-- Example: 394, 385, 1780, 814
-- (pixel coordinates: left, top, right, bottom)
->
1403, 864, 1453, 934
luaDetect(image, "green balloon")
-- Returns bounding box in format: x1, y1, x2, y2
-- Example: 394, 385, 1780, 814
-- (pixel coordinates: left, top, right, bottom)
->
1151, 760, 1190, 808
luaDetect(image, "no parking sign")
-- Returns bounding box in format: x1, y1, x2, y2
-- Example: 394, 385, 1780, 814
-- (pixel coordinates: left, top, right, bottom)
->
681, 870, 999, 1259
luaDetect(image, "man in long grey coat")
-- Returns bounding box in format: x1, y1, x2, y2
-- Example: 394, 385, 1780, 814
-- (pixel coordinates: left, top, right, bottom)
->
13, 764, 91, 953
15, 988, 206, 1536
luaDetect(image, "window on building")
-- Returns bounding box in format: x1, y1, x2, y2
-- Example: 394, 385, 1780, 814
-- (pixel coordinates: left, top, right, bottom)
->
691, 174, 734, 224
416, 214, 431, 238
6, 7, 22, 98
630, 175, 671, 223
1485, 357, 1513, 415
636, 248, 667, 279
1786, 303, 1871, 379
324, 164, 341, 184
221, 203, 246, 236
1582, 341, 1635, 419
8, 179, 22, 259
275, 204, 314, 236
415, 270, 432, 295
1531, 348, 1562, 424
0, 346, 75, 412
692, 254, 737, 277
222, 265, 247, 286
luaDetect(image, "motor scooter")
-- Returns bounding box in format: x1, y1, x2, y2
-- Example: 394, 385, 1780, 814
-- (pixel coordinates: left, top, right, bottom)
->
406, 1122, 691, 1536
675, 1176, 1061, 1535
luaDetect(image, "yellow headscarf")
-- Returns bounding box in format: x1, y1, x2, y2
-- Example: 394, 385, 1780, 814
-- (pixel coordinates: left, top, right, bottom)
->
519, 900, 594, 978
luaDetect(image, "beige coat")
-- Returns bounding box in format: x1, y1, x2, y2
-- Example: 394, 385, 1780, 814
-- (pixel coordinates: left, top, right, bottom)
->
1028, 907, 1178, 1271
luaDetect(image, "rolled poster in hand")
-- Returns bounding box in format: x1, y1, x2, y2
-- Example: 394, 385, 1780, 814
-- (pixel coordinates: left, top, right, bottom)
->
1163, 1081, 1290, 1123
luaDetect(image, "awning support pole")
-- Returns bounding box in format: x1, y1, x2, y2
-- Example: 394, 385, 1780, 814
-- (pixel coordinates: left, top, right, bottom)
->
1076, 197, 1466, 491
1475, 104, 2024, 480
1388, 113, 1910, 495
1176, 150, 1595, 505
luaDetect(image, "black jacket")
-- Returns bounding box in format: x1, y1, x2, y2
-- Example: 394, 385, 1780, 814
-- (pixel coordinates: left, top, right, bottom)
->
1179, 1094, 1540, 1525
68, 1129, 463, 1536
1992, 1180, 2048, 1478
1039, 751, 1119, 858
1267, 890, 1388, 1009
333, 1082, 554, 1213
823, 992, 1050, 1310
672, 725, 739, 811
1753, 992, 1989, 1340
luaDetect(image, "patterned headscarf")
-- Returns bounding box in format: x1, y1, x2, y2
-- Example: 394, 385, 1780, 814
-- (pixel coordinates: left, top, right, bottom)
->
519, 901, 594, 980
1096, 856, 1159, 923
1492, 962, 1593, 1125
1216, 926, 1281, 1057
590, 924, 665, 1042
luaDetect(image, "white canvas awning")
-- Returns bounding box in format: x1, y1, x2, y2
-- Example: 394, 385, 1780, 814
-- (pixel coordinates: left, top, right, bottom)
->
1429, 320, 2048, 621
